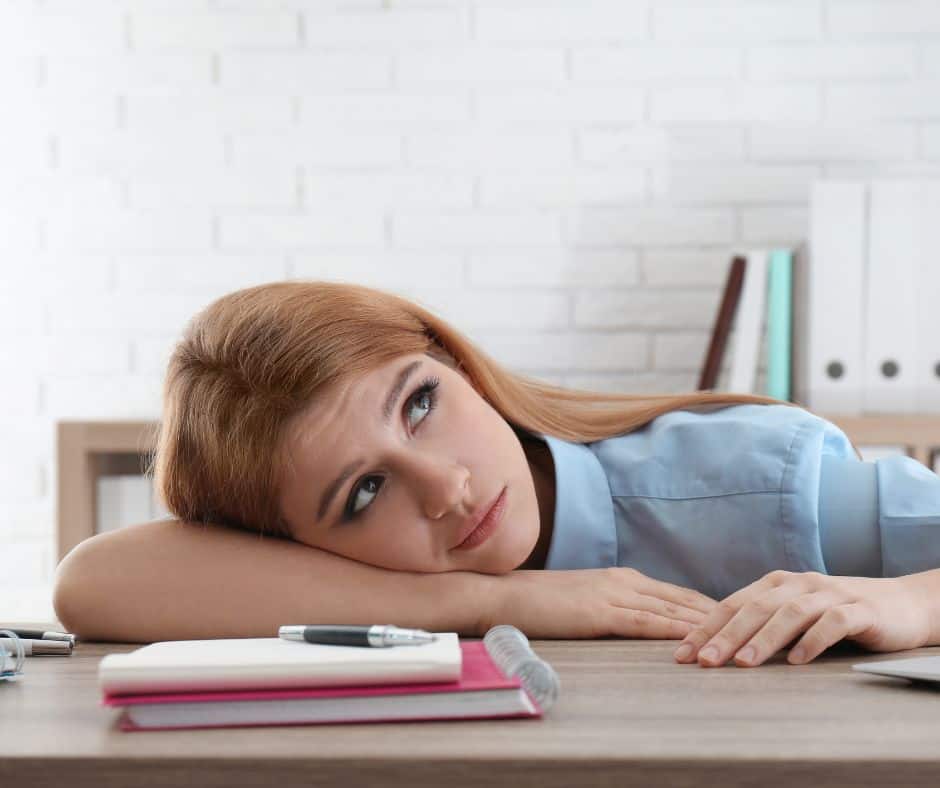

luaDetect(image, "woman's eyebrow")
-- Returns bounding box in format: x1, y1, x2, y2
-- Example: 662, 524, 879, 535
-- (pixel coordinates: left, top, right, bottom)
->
315, 359, 423, 523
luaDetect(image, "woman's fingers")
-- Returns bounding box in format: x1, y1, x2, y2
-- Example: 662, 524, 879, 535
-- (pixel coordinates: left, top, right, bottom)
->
703, 591, 834, 667
624, 571, 718, 615
627, 593, 709, 626
783, 602, 875, 665
610, 606, 696, 640
674, 582, 811, 665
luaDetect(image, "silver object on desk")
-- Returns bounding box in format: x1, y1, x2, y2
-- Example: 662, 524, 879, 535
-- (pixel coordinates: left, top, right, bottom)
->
0, 638, 72, 656
279, 624, 437, 648
0, 629, 25, 679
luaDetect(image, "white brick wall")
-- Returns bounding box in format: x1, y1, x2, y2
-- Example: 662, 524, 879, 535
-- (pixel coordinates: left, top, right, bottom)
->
2, 0, 938, 614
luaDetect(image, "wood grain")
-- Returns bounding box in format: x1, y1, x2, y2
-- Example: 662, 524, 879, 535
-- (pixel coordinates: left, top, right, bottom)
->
4, 639, 940, 787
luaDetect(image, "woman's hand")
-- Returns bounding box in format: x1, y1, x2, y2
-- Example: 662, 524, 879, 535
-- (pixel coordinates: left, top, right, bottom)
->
483, 567, 718, 639
673, 570, 932, 668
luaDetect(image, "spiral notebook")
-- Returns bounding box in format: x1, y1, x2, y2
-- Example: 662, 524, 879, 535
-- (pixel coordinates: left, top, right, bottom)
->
100, 626, 560, 730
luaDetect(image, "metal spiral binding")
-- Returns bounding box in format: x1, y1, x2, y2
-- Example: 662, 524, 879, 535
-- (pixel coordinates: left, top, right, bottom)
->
0, 629, 25, 681
482, 625, 560, 711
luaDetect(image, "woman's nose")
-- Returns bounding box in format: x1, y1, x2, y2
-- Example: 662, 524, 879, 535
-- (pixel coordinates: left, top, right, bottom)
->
414, 458, 471, 521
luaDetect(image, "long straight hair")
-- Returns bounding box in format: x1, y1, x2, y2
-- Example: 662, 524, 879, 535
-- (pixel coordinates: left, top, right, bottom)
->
151, 280, 823, 539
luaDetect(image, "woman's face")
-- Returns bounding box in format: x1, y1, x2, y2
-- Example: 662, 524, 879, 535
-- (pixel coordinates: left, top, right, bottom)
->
278, 352, 543, 574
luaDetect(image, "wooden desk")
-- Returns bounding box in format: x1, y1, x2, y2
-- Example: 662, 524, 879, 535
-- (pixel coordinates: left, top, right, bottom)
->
4, 639, 940, 787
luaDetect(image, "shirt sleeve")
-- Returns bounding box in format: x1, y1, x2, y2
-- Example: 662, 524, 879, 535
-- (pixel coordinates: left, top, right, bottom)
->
876, 454, 940, 577
588, 403, 863, 599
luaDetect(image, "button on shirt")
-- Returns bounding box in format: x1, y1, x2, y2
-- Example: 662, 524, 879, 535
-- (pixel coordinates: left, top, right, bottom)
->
532, 403, 940, 601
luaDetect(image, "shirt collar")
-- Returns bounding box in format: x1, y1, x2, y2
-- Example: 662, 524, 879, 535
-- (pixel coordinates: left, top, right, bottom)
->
529, 432, 618, 570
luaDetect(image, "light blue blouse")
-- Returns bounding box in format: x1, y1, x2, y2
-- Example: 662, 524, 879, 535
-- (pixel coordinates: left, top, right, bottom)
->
532, 403, 940, 601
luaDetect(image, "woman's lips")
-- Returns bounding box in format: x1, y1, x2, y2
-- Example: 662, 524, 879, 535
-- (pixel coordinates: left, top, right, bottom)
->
453, 487, 507, 550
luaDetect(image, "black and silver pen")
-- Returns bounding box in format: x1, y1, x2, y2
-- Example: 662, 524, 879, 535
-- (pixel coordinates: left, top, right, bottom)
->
278, 625, 438, 648
0, 629, 76, 647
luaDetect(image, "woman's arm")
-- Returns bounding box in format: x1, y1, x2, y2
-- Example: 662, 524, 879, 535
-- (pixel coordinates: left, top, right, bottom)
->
53, 519, 715, 643
53, 519, 496, 642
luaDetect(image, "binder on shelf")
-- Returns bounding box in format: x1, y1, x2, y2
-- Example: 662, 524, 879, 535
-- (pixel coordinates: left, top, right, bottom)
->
863, 181, 920, 414
96, 475, 152, 534
790, 242, 809, 407
916, 182, 940, 414
792, 181, 868, 414
727, 249, 769, 395
766, 249, 793, 402
698, 256, 746, 391
97, 474, 173, 533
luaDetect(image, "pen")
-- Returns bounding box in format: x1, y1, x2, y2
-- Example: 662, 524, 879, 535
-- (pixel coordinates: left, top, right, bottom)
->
0, 629, 75, 647
0, 638, 72, 656
278, 625, 438, 648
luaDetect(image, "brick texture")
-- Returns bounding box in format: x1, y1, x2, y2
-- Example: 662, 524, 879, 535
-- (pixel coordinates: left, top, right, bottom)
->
1, 0, 936, 598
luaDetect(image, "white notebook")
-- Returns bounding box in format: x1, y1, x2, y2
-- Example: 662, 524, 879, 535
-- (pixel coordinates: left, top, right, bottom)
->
98, 634, 462, 695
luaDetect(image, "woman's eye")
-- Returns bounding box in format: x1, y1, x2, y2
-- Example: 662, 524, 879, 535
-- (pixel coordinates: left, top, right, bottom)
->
347, 476, 383, 519
342, 377, 440, 521
406, 387, 435, 429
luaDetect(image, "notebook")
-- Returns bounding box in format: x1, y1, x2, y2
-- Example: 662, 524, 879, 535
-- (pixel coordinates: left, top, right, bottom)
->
98, 633, 463, 695
852, 656, 940, 686
102, 633, 558, 731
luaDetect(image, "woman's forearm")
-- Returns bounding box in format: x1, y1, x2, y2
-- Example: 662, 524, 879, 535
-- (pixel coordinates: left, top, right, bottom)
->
52, 519, 501, 643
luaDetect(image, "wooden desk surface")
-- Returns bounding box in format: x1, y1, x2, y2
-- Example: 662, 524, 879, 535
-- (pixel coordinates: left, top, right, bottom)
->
4, 639, 940, 788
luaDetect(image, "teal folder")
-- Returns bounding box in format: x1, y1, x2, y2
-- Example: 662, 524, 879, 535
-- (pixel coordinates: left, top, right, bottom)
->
766, 249, 792, 401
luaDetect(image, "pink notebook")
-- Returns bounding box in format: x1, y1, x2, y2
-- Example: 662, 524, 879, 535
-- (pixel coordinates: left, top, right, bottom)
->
103, 641, 544, 731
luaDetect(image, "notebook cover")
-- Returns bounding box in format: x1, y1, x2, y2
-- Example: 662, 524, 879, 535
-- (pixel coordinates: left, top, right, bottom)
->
104, 641, 512, 705
103, 641, 541, 730
98, 632, 462, 695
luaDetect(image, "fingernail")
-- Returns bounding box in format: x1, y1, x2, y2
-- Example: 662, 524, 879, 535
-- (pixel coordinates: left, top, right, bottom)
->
674, 643, 693, 661
789, 646, 806, 663
699, 645, 719, 662
736, 645, 756, 664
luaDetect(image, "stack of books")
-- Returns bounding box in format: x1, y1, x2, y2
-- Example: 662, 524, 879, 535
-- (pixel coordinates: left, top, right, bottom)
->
698, 250, 793, 401
700, 179, 940, 416
98, 626, 558, 731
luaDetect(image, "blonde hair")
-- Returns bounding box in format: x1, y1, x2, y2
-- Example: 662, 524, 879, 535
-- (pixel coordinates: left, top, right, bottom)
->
151, 280, 819, 539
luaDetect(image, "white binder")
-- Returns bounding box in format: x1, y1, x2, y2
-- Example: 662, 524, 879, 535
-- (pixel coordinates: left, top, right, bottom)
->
96, 475, 153, 533
917, 182, 940, 413
798, 181, 867, 414
863, 181, 920, 413
727, 249, 768, 395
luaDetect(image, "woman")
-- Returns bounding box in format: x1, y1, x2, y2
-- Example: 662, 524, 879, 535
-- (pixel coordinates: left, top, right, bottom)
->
53, 281, 940, 668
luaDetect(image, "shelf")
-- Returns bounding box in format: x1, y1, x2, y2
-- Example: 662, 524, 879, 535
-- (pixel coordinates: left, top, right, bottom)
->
57, 421, 157, 562
816, 413, 940, 467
